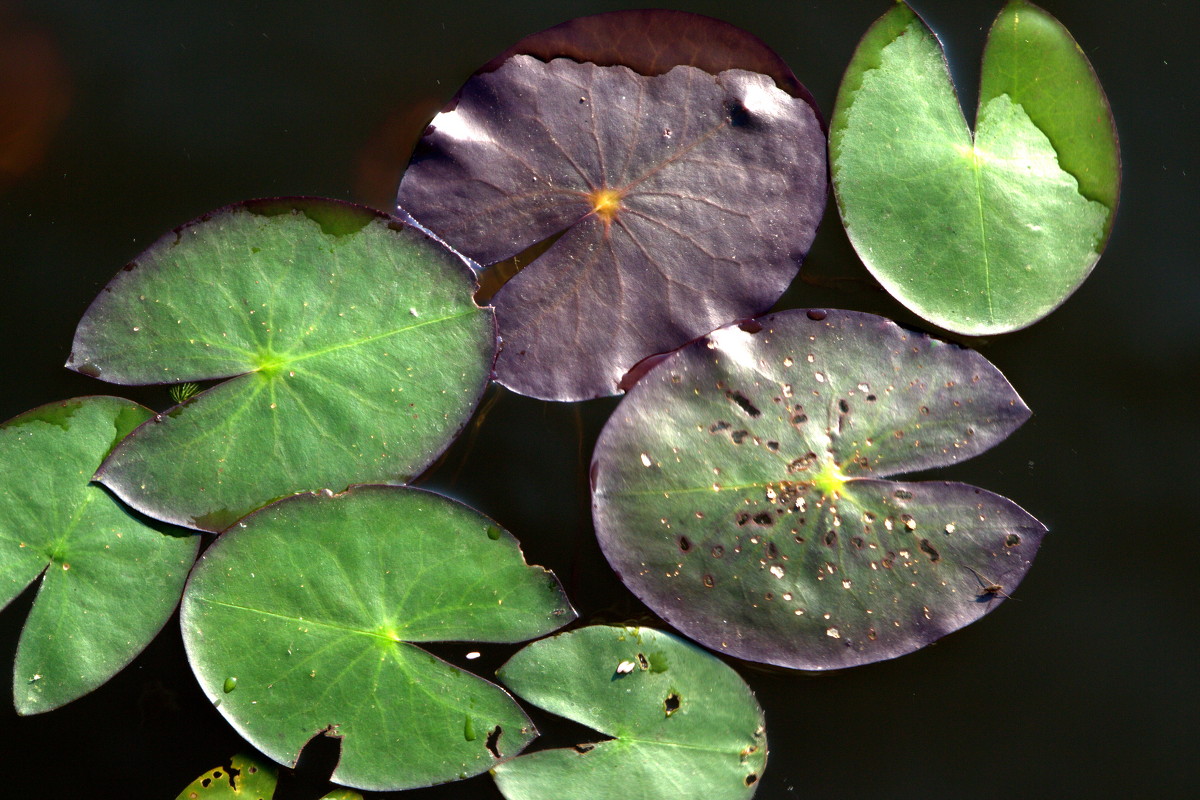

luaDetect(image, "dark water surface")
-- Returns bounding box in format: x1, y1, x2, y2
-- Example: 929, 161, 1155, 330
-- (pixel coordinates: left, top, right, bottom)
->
1, 0, 1195, 797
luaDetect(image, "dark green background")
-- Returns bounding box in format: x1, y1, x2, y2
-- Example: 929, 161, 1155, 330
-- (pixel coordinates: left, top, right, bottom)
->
1, 1, 1195, 797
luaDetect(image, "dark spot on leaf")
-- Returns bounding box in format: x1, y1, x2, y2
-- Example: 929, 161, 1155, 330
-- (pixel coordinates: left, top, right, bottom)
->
485, 725, 503, 758
711, 545, 724, 558
738, 319, 764, 333
766, 440, 779, 451
573, 743, 595, 754
752, 512, 773, 526
920, 406, 930, 415
731, 429, 749, 444
791, 413, 808, 426
1005, 533, 1021, 547
839, 399, 850, 413
882, 552, 895, 569
726, 99, 752, 127
664, 691, 681, 716
866, 394, 877, 402
726, 390, 761, 418
894, 489, 912, 500
851, 536, 865, 549
637, 652, 649, 669
702, 574, 715, 588
678, 535, 691, 552
710, 420, 731, 433
765, 541, 779, 559
735, 512, 751, 526
122, 261, 137, 271
919, 538, 941, 562
806, 309, 827, 320
823, 530, 837, 546
75, 363, 101, 379
745, 773, 759, 786
794, 534, 805, 544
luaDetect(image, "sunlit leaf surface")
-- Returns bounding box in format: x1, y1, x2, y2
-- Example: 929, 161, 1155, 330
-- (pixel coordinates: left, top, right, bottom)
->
181, 486, 576, 791
67, 198, 495, 531
0, 397, 198, 713
592, 310, 1045, 669
830, 1, 1118, 334
493, 626, 766, 800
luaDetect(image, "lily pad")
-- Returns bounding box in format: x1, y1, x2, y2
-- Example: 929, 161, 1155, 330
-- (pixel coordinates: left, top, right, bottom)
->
397, 51, 825, 401
492, 625, 766, 800
67, 198, 495, 531
0, 396, 198, 714
830, 1, 1118, 335
173, 753, 363, 800
180, 485, 576, 791
174, 753, 279, 800
591, 310, 1046, 670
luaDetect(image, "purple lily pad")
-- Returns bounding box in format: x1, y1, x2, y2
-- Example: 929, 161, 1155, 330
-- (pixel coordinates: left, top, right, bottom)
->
397, 40, 826, 401
591, 309, 1046, 670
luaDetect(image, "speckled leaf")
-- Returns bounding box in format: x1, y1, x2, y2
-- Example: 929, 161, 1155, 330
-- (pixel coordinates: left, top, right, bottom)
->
181, 486, 576, 791
397, 53, 825, 401
67, 198, 495, 531
0, 397, 198, 714
830, 1, 1118, 335
493, 626, 766, 800
592, 310, 1045, 670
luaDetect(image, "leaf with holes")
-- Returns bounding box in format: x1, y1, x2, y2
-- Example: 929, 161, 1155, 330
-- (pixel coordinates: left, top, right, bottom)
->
67, 198, 495, 531
181, 485, 576, 791
830, 1, 1119, 335
172, 752, 362, 800
591, 309, 1046, 670
397, 32, 826, 401
492, 625, 766, 800
0, 397, 198, 714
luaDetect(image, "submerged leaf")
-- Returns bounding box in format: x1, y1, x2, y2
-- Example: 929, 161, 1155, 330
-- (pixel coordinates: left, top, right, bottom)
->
830, 1, 1118, 335
67, 198, 495, 531
591, 310, 1045, 670
493, 626, 766, 800
398, 53, 825, 401
181, 486, 576, 791
0, 397, 198, 713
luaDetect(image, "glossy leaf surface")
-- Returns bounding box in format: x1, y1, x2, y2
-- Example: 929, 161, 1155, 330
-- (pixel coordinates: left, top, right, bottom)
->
398, 54, 825, 401
181, 486, 576, 791
592, 310, 1045, 669
0, 397, 198, 713
68, 198, 495, 531
830, 1, 1118, 335
493, 625, 766, 800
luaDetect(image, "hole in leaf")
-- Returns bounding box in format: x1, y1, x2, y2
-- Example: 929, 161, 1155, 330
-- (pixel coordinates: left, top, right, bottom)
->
726, 390, 761, 418
823, 530, 837, 546
746, 773, 759, 785
573, 743, 596, 754
664, 691, 681, 716
1005, 533, 1021, 547
486, 725, 503, 758
678, 535, 691, 552
919, 538, 941, 562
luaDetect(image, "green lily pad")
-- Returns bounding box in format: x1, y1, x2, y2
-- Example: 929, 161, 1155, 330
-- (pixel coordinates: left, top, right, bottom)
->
181, 485, 576, 791
67, 198, 495, 531
493, 625, 766, 800
591, 310, 1046, 670
173, 753, 363, 800
830, 1, 1119, 335
174, 753, 279, 800
0, 396, 198, 714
